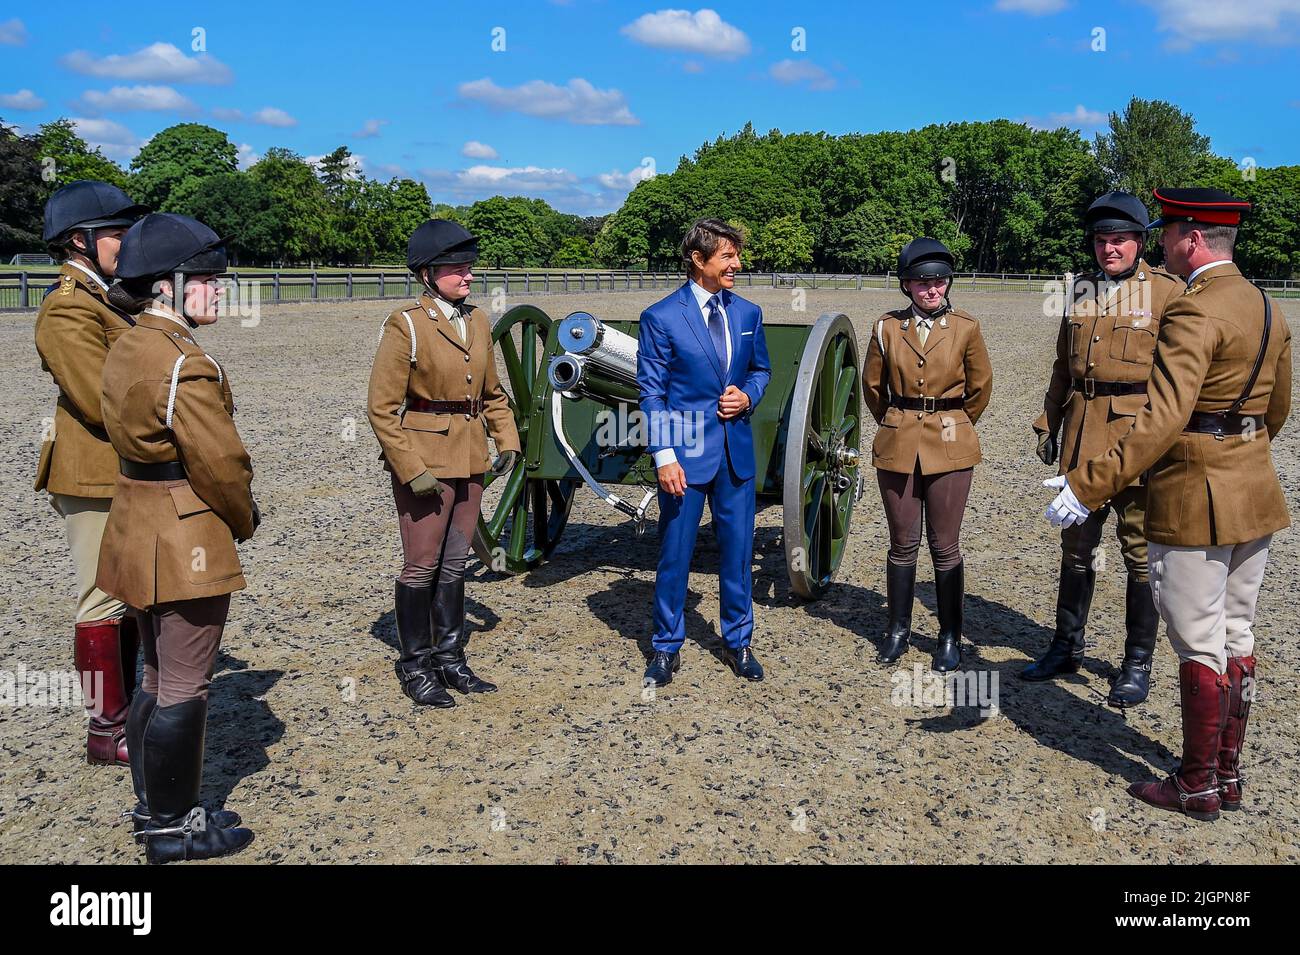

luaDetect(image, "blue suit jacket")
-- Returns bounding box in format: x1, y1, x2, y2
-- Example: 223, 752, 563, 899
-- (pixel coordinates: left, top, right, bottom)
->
636, 283, 771, 485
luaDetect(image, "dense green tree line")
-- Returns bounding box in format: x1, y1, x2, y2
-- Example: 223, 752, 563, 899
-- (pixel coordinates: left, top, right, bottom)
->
595, 100, 1298, 278
0, 121, 603, 268
2, 98, 1297, 276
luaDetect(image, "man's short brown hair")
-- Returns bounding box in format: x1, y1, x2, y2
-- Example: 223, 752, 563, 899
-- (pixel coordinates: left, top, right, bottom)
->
681, 218, 744, 273
1181, 221, 1238, 255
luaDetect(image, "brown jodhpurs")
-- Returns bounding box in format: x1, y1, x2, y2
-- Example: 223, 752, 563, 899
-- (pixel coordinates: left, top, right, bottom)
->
138, 594, 231, 707
391, 473, 484, 587
876, 464, 974, 571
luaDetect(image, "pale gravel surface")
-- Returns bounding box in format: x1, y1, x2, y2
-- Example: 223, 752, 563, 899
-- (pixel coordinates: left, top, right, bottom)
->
1, 287, 1297, 864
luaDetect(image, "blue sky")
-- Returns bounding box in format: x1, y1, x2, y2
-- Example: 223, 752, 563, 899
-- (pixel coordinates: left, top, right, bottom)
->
2, 1, 1297, 215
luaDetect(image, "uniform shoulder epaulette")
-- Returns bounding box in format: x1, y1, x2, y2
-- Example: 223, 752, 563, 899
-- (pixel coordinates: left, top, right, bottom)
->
1146, 266, 1180, 285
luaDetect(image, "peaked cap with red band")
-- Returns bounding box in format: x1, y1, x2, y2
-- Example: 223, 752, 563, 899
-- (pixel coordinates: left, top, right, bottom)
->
1149, 187, 1251, 229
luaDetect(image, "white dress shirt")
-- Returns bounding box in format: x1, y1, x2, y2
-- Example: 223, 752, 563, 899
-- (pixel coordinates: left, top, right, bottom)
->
653, 281, 734, 469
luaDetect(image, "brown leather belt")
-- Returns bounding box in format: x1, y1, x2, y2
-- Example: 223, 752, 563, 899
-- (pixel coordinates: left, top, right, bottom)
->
1072, 378, 1148, 399
889, 395, 963, 413
407, 398, 484, 416
120, 458, 186, 481
1184, 412, 1265, 437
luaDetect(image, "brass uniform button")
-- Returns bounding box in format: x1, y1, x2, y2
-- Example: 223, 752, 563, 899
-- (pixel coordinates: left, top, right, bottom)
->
466, 374, 472, 382
464, 354, 470, 362
1093, 336, 1100, 342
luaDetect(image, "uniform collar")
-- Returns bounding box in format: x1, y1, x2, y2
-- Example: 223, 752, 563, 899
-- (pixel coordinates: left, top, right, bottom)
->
141, 306, 195, 334
1187, 259, 1234, 286
63, 260, 109, 294
421, 289, 467, 320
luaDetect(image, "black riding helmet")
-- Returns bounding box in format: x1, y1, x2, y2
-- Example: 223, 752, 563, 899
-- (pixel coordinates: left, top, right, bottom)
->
1084, 191, 1150, 235
43, 180, 149, 275
1084, 191, 1150, 279
113, 213, 228, 326
897, 237, 955, 315
408, 219, 477, 272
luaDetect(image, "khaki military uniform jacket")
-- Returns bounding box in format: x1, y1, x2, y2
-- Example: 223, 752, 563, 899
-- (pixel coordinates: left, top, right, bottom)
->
367, 292, 520, 483
863, 306, 993, 475
1033, 260, 1181, 476
1068, 264, 1292, 546
97, 310, 256, 608
34, 262, 135, 497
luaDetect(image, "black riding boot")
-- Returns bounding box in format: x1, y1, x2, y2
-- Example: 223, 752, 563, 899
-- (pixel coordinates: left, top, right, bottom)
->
1108, 576, 1159, 708
878, 561, 915, 664
932, 562, 964, 673
394, 582, 454, 707
432, 574, 496, 693
136, 698, 254, 864
1021, 562, 1094, 681
126, 689, 240, 833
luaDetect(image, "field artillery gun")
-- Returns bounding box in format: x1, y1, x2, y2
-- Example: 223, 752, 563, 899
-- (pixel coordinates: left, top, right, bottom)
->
472, 304, 864, 599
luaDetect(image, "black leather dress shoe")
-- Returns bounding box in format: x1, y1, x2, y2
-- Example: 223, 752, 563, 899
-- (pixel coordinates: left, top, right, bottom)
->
643, 651, 680, 687
723, 646, 764, 681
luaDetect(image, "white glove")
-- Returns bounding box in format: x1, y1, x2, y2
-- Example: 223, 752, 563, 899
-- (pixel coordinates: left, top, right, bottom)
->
1044, 475, 1090, 528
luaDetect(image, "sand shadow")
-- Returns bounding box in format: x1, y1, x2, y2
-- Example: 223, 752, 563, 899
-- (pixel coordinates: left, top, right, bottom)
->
367, 593, 504, 655
202, 649, 285, 811
810, 578, 1175, 784
586, 574, 745, 674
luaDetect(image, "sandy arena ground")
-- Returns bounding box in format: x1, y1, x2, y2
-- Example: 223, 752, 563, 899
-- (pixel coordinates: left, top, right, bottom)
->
1, 286, 1297, 864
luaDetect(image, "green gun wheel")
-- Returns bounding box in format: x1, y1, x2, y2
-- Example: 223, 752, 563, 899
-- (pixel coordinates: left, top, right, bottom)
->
782, 312, 862, 600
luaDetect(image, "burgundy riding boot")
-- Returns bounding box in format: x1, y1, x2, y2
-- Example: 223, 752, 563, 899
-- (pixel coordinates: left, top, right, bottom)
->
74, 617, 133, 766
1127, 660, 1227, 822
1218, 655, 1256, 811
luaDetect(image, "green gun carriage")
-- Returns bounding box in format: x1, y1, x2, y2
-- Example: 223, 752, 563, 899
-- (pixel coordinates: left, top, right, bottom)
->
472, 304, 865, 599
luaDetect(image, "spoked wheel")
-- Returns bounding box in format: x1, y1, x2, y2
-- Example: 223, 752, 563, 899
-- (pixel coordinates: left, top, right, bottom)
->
472, 305, 579, 573
782, 312, 862, 600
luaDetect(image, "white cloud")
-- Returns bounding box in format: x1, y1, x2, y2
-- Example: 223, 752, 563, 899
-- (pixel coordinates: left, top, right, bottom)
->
1139, 0, 1300, 47
61, 42, 233, 84
621, 9, 751, 58
769, 59, 837, 91
418, 162, 640, 215
353, 118, 389, 138
597, 162, 657, 190
69, 117, 143, 161
0, 18, 28, 45
0, 89, 45, 110
458, 77, 639, 126
461, 140, 499, 159
459, 165, 577, 188
995, 0, 1069, 13
368, 161, 409, 179
235, 143, 260, 170
251, 107, 297, 128
76, 85, 197, 114
1024, 104, 1108, 130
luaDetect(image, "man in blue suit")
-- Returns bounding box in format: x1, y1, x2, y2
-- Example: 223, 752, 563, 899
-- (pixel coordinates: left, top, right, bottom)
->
636, 219, 771, 686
